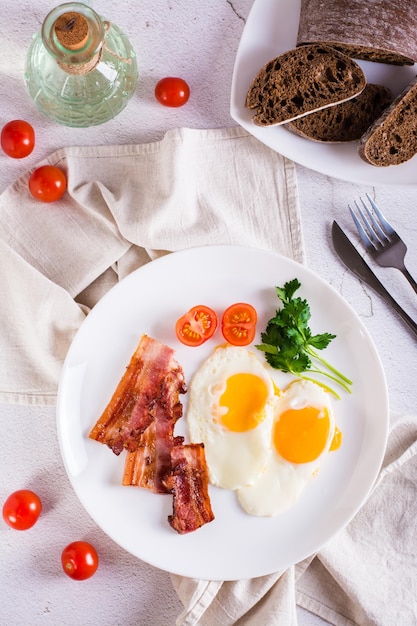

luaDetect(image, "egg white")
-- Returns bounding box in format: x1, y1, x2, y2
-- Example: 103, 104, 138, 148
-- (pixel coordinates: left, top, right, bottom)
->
187, 345, 277, 490
237, 379, 335, 516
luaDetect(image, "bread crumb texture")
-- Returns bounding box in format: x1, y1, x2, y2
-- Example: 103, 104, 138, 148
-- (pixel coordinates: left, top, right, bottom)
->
358, 77, 417, 166
287, 84, 392, 143
297, 0, 417, 65
246, 44, 366, 127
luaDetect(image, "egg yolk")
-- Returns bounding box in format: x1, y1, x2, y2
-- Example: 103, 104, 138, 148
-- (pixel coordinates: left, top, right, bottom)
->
273, 406, 331, 463
330, 425, 343, 451
219, 373, 268, 432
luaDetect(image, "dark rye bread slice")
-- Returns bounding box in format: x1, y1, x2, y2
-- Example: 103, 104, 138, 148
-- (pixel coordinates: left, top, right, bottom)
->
287, 84, 392, 143
297, 0, 417, 65
245, 44, 366, 127
358, 76, 417, 166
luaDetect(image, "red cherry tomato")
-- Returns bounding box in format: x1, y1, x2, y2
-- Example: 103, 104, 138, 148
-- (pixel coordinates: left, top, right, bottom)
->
28, 165, 67, 202
176, 305, 218, 346
221, 303, 258, 346
2, 489, 42, 530
155, 77, 190, 107
1, 119, 35, 158
61, 541, 99, 580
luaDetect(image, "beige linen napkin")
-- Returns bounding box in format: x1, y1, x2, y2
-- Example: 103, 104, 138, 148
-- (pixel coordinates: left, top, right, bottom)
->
0, 126, 303, 405
172, 415, 417, 626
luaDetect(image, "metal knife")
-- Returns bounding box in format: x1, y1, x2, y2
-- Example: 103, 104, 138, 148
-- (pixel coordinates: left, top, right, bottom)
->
332, 220, 417, 338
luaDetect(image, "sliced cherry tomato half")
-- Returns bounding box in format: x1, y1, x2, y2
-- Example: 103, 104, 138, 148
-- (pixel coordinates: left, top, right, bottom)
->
221, 303, 258, 346
176, 305, 218, 346
155, 77, 190, 107
1, 119, 35, 158
28, 165, 67, 203
2, 489, 42, 530
61, 541, 99, 580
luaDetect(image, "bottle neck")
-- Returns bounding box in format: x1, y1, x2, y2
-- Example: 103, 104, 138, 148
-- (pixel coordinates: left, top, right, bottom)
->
41, 2, 105, 74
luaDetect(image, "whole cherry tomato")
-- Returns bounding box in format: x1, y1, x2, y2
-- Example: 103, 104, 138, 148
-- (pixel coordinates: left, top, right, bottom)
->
61, 541, 99, 580
2, 489, 42, 530
221, 303, 258, 346
155, 77, 190, 107
175, 305, 218, 346
28, 165, 67, 202
1, 119, 35, 158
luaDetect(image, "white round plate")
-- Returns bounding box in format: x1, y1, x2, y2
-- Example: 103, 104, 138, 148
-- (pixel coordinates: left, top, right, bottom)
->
56, 245, 388, 580
230, 0, 417, 185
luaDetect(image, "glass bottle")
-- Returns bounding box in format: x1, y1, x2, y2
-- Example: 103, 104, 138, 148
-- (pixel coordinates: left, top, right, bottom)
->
25, 2, 138, 127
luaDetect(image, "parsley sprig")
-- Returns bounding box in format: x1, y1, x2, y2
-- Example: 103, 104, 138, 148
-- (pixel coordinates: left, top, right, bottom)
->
256, 279, 352, 399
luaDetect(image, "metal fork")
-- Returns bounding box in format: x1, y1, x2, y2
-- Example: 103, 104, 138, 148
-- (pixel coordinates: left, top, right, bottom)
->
348, 193, 417, 296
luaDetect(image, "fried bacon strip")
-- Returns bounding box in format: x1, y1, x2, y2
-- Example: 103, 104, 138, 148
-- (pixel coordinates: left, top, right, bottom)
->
89, 335, 186, 455
163, 443, 215, 534
122, 406, 184, 494
90, 334, 214, 534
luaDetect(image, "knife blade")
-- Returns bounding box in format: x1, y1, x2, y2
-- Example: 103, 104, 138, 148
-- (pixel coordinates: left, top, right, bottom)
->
332, 220, 417, 338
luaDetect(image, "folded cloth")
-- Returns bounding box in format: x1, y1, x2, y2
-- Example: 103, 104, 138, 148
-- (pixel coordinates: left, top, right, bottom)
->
172, 415, 417, 626
0, 127, 303, 405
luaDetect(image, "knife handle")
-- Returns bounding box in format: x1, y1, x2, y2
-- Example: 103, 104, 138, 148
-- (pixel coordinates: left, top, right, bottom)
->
368, 273, 417, 338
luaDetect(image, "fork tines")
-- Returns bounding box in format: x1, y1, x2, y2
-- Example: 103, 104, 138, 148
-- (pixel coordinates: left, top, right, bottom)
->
348, 194, 417, 295
348, 193, 395, 251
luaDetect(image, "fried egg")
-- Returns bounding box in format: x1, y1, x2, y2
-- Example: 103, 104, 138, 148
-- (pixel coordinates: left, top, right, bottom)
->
187, 345, 277, 490
237, 379, 338, 516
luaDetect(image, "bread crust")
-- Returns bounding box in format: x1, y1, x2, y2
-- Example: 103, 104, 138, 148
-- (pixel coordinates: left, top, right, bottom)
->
246, 44, 366, 127
358, 76, 417, 166
297, 0, 417, 65
287, 84, 392, 143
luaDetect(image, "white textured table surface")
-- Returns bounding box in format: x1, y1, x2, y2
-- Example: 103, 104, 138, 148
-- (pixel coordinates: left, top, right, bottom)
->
1, 2, 417, 625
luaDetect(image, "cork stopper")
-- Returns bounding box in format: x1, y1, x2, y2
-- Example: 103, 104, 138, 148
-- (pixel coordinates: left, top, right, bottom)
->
54, 12, 89, 51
